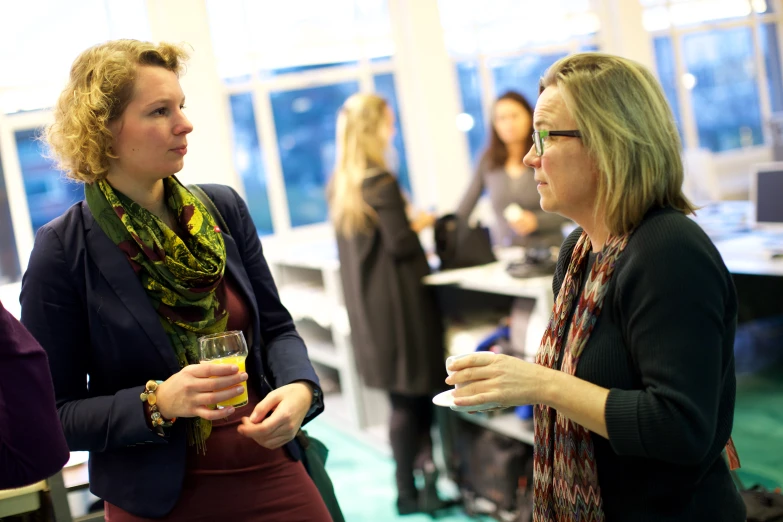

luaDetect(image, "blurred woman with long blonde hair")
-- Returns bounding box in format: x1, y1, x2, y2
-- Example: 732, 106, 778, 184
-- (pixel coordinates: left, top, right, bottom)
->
329, 93, 448, 516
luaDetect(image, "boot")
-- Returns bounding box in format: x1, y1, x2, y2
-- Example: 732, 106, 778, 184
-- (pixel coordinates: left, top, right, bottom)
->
396, 488, 420, 516
419, 465, 455, 516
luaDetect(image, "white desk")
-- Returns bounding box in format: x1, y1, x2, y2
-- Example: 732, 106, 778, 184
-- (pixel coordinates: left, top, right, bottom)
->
424, 260, 554, 365
713, 233, 783, 277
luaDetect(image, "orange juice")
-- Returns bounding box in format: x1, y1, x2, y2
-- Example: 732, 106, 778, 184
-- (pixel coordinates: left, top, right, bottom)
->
204, 355, 248, 408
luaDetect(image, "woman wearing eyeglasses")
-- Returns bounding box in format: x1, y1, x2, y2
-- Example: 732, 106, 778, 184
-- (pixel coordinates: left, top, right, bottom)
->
456, 90, 570, 248
446, 53, 746, 521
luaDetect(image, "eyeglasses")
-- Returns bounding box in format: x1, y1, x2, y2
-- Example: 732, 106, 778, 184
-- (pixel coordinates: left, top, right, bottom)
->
531, 130, 582, 156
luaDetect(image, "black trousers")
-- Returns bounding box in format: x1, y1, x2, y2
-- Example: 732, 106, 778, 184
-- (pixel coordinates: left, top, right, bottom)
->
388, 392, 435, 496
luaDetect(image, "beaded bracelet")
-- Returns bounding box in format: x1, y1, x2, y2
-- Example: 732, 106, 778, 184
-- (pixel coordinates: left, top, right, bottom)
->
140, 380, 176, 431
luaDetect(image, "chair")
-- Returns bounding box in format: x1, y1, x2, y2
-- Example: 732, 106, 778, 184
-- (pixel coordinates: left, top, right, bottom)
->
0, 480, 47, 518
0, 469, 104, 522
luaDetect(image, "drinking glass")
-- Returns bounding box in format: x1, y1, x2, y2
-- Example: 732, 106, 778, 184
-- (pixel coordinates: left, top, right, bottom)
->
198, 330, 249, 408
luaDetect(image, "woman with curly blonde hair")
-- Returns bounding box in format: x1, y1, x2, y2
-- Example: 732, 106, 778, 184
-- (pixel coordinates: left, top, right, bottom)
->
21, 39, 332, 521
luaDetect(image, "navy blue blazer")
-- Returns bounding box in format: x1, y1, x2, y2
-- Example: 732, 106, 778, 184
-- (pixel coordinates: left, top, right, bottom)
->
20, 184, 323, 518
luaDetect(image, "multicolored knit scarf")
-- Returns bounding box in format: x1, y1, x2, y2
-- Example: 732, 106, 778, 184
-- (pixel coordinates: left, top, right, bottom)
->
85, 176, 228, 453
533, 230, 741, 521
533, 231, 626, 522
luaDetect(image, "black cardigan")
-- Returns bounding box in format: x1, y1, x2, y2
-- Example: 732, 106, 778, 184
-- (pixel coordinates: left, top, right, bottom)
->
552, 207, 746, 521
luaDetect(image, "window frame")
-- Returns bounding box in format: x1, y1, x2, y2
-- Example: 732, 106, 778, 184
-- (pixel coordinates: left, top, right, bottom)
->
222, 59, 398, 235
0, 110, 51, 277
644, 0, 783, 152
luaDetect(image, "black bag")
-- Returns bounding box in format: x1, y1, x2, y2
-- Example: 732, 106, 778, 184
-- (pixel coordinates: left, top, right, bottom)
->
450, 414, 533, 520
434, 214, 496, 270
741, 486, 783, 522
297, 430, 346, 522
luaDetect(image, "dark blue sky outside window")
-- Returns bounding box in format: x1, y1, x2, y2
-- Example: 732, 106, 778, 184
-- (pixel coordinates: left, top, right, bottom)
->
456, 61, 486, 167
373, 72, 412, 197
15, 129, 83, 233
684, 27, 764, 151
653, 36, 685, 141
0, 152, 20, 283
761, 23, 783, 114
228, 92, 273, 235
491, 53, 568, 109
271, 81, 360, 227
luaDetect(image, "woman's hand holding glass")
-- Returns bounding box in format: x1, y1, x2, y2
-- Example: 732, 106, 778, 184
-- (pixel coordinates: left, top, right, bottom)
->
156, 331, 250, 420
445, 352, 549, 410
155, 363, 248, 421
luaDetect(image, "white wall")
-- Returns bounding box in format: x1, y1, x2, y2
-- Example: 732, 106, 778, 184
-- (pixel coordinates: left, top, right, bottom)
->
146, 0, 241, 192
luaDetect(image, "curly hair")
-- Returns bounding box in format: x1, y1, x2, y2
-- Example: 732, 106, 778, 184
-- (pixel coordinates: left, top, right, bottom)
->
45, 39, 189, 183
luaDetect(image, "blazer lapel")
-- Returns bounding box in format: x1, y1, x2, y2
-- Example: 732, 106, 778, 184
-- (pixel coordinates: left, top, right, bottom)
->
81, 204, 181, 374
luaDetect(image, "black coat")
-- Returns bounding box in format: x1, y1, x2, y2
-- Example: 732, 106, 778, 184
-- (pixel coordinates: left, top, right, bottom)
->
336, 172, 446, 395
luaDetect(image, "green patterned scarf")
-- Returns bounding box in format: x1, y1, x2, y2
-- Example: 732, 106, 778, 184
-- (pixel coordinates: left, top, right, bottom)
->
85, 176, 228, 453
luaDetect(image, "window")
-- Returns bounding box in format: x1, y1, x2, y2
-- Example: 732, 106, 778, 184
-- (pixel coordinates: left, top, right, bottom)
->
456, 61, 488, 165
15, 129, 83, 233
373, 72, 412, 195
653, 36, 685, 138
491, 53, 569, 106
0, 153, 20, 284
644, 0, 783, 152
272, 81, 359, 227
438, 0, 602, 165
228, 93, 273, 235
208, 0, 409, 233
685, 27, 764, 151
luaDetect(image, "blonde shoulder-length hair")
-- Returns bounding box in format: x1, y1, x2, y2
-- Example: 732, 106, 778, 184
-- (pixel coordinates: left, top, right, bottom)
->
328, 93, 390, 238
45, 39, 189, 183
541, 52, 695, 235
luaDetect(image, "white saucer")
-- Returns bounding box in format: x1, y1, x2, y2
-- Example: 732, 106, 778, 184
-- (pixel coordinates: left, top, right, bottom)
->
432, 389, 455, 408
432, 389, 502, 412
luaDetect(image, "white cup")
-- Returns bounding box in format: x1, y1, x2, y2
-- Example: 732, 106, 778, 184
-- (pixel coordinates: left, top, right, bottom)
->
446, 351, 494, 388
445, 351, 501, 411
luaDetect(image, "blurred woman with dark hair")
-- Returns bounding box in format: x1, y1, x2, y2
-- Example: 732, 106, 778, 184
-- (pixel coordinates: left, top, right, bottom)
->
457, 90, 569, 248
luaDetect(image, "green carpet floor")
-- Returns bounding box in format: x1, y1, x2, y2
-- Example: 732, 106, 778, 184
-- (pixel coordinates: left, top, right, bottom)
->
305, 420, 492, 521
732, 366, 783, 490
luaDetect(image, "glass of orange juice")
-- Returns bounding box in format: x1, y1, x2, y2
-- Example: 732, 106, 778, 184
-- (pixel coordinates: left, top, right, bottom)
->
198, 330, 249, 408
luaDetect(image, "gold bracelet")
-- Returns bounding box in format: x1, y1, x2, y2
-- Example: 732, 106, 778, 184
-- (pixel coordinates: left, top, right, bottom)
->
140, 380, 176, 429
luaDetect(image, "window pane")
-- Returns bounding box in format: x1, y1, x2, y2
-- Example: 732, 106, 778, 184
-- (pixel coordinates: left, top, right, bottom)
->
229, 93, 273, 235
271, 82, 359, 227
761, 23, 783, 113
373, 73, 412, 197
684, 28, 764, 151
16, 129, 83, 233
0, 156, 21, 284
456, 62, 486, 167
653, 36, 685, 139
491, 53, 568, 106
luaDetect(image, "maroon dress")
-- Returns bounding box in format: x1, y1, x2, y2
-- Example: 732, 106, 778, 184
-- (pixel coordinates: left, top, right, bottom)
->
104, 276, 331, 521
